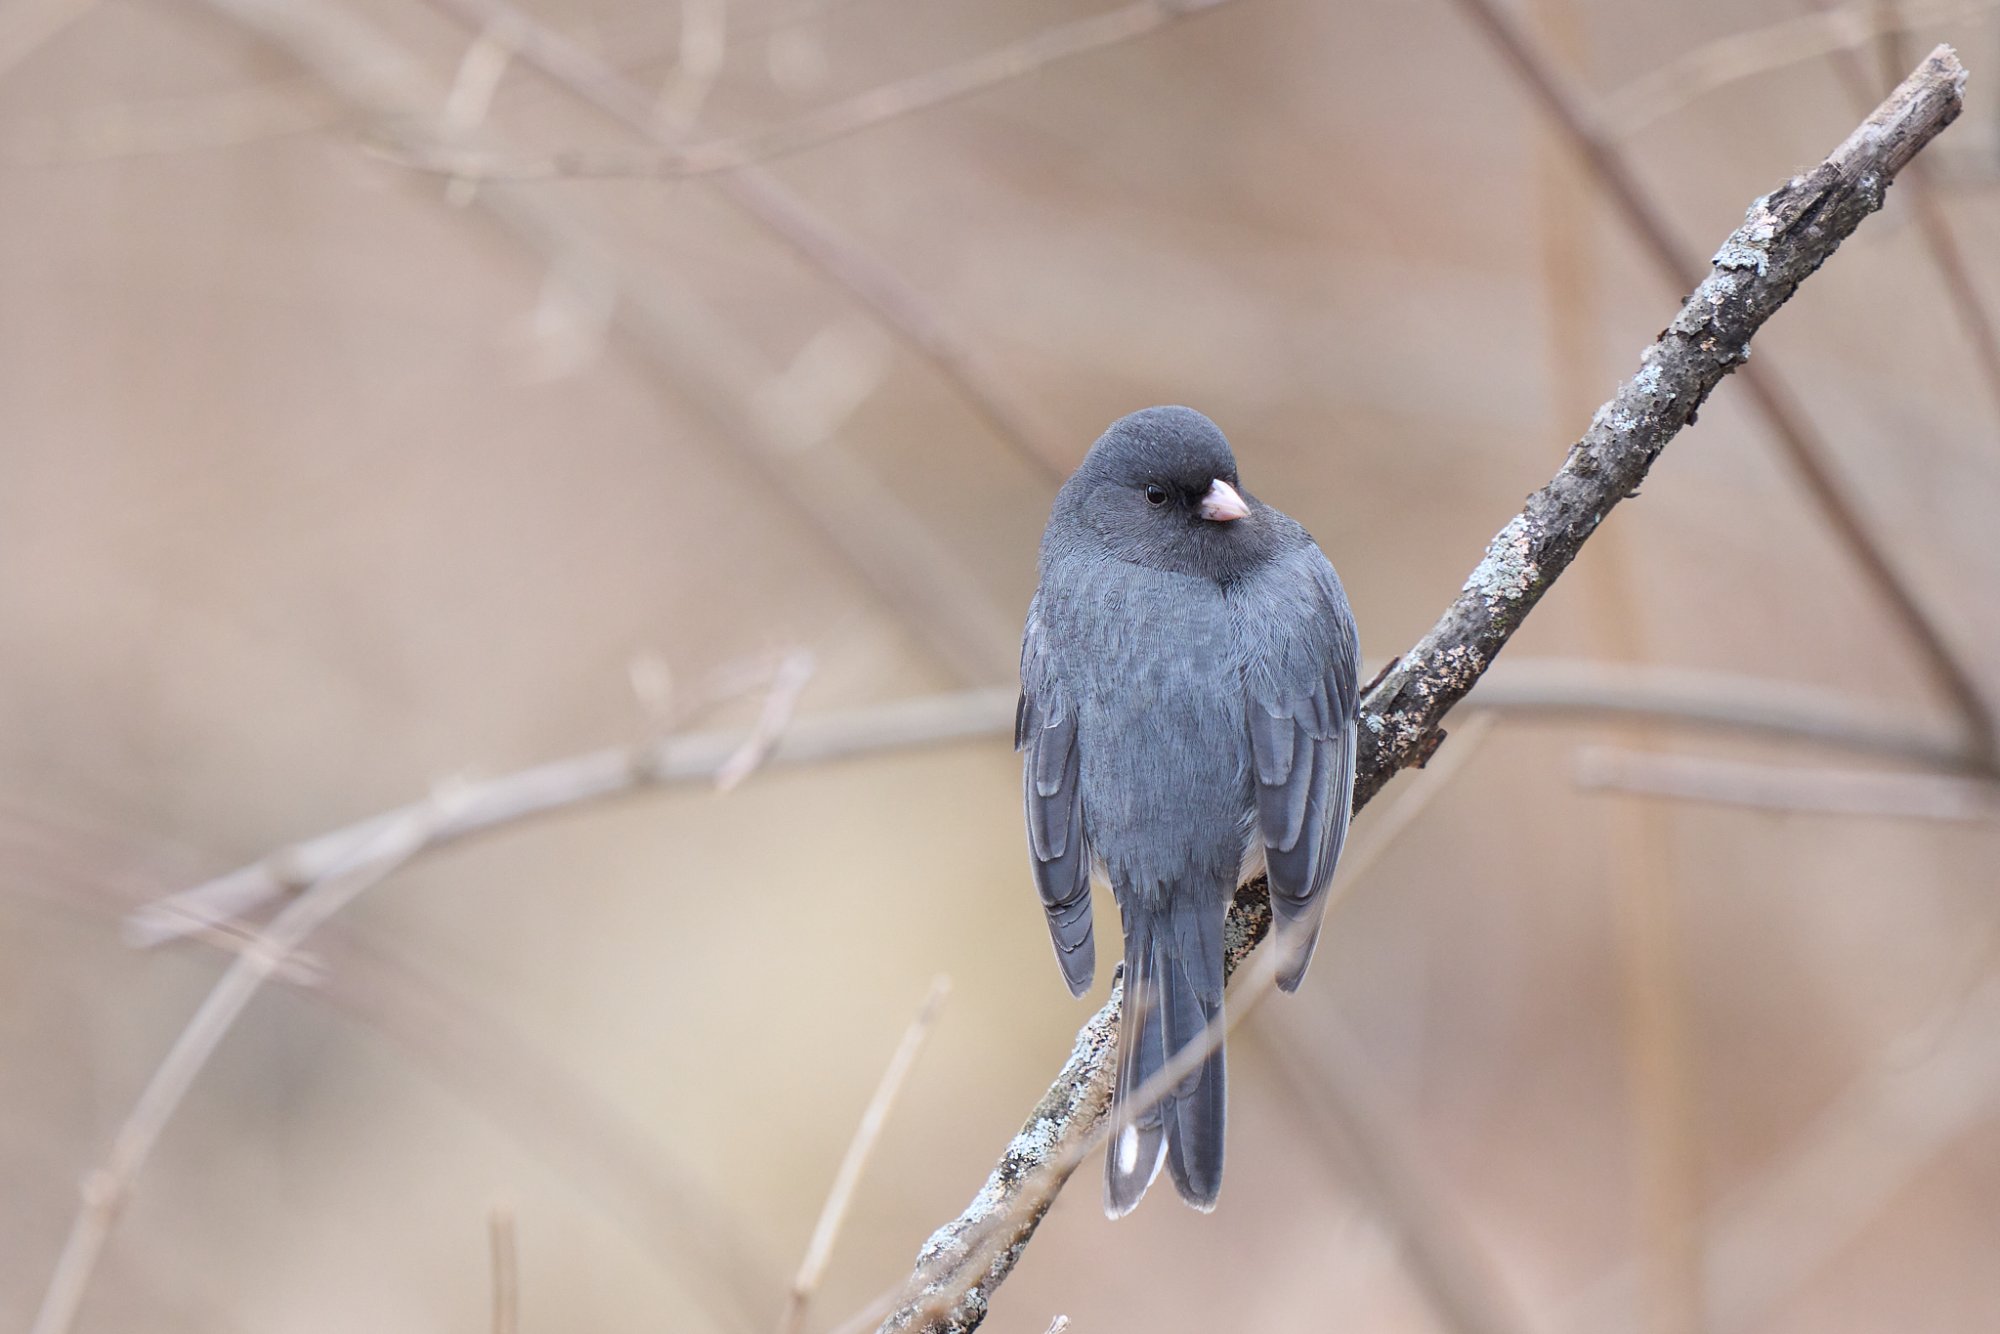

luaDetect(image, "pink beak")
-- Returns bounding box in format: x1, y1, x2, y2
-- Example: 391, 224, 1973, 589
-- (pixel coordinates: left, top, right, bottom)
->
1198, 478, 1250, 522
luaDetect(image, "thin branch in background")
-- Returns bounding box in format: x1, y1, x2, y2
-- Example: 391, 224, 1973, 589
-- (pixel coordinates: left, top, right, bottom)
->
387, 0, 1240, 184
875, 51, 1970, 1333
1600, 0, 1998, 134
3, 807, 782, 1334
123, 655, 1979, 950
441, 15, 521, 205
194, 0, 1022, 686
1250, 1016, 1543, 1334
442, 16, 519, 136
1557, 966, 2000, 1333
490, 1206, 520, 1334
1806, 0, 2000, 426
0, 0, 99, 80
418, 0, 1072, 483
1574, 745, 2000, 820
325, 930, 779, 1332
28, 800, 445, 1334
716, 648, 819, 793
780, 976, 952, 1334
1447, 0, 2000, 771
0, 75, 343, 166
1605, 776, 1703, 1334
654, 0, 728, 133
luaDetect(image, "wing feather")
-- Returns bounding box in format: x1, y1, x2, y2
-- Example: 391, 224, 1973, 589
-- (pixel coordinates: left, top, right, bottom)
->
1020, 599, 1095, 997
1242, 552, 1359, 992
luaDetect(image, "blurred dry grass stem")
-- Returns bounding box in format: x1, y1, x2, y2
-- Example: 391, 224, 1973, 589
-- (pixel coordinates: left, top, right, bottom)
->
782, 976, 952, 1334
1254, 1013, 1542, 1334
490, 1206, 520, 1334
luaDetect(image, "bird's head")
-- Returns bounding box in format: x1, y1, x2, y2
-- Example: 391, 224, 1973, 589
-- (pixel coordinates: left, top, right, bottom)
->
1057, 406, 1271, 579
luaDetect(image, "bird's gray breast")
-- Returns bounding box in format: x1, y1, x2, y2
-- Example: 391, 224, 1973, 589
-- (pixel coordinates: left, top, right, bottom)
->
1053, 561, 1253, 901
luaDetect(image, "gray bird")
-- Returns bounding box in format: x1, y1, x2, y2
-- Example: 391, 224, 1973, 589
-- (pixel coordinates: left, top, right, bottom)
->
1016, 405, 1359, 1216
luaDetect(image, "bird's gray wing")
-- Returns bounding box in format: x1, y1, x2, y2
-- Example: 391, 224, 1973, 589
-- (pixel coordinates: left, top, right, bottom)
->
1243, 549, 1359, 992
1018, 596, 1095, 997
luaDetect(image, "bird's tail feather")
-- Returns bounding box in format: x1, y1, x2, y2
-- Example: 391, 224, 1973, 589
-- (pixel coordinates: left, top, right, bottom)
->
1104, 897, 1228, 1216
1104, 921, 1168, 1218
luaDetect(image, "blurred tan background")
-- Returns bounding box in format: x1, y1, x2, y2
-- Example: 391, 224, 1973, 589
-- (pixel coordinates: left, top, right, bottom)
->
4, 0, 2000, 1331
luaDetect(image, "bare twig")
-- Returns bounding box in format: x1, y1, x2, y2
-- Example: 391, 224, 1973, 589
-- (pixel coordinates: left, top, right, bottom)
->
1450, 0, 1999, 770
490, 1206, 520, 1334
716, 649, 819, 793
780, 976, 952, 1334
385, 0, 1239, 185
876, 50, 1970, 1334
29, 800, 444, 1334
124, 656, 1976, 949
1575, 745, 2000, 820
417, 0, 1070, 481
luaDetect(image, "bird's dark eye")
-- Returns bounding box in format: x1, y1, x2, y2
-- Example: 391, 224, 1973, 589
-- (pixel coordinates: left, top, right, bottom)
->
1144, 484, 1168, 506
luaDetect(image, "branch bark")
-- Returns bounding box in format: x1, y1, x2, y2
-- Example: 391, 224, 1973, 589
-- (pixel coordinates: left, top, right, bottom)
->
877, 46, 1969, 1334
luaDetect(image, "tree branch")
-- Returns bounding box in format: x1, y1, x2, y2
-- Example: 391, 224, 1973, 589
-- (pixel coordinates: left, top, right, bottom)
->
1448, 0, 1998, 769
124, 654, 1976, 949
876, 46, 1968, 1334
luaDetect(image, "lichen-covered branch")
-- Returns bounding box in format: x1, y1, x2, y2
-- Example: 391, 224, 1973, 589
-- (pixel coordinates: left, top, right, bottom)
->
879, 45, 1968, 1334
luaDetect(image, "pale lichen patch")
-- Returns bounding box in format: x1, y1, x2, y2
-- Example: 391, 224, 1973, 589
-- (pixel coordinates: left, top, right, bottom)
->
1462, 515, 1539, 614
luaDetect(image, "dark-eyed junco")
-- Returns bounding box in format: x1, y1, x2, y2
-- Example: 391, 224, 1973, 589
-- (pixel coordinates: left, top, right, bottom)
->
1016, 405, 1359, 1215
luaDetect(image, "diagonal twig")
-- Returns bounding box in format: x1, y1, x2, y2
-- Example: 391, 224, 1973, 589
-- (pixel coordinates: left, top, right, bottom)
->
874, 48, 1970, 1334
